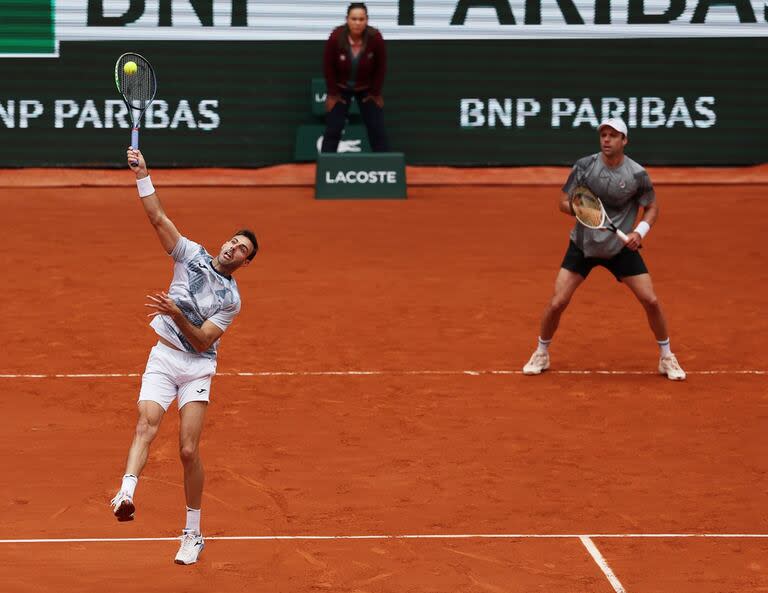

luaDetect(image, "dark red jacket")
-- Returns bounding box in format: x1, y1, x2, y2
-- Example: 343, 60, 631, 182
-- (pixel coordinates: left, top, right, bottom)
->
323, 25, 387, 96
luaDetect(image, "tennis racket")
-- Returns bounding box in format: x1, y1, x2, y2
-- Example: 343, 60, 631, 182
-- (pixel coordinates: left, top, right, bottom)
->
570, 185, 635, 245
114, 53, 157, 161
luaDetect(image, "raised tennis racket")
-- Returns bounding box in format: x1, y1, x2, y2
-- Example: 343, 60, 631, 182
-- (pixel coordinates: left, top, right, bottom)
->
114, 53, 157, 160
570, 185, 633, 245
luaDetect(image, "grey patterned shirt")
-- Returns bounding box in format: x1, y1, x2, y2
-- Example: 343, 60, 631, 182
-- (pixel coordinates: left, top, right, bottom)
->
150, 236, 241, 359
563, 153, 655, 259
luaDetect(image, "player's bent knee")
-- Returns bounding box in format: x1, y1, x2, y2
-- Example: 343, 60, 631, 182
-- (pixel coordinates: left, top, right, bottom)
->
179, 444, 200, 465
639, 294, 660, 311
549, 296, 571, 314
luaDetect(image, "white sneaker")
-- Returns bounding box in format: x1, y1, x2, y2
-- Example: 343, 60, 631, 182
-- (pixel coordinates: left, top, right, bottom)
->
175, 531, 205, 565
659, 354, 686, 381
110, 491, 135, 522
523, 350, 550, 375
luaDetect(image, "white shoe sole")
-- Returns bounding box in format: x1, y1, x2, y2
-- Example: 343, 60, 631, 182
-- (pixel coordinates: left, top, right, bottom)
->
523, 365, 549, 375
660, 371, 686, 381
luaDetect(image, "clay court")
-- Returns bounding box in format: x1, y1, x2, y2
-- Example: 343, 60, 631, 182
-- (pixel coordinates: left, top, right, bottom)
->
1, 166, 767, 592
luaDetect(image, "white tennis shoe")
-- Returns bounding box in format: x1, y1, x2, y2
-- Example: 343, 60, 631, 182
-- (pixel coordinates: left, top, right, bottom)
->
523, 350, 550, 375
659, 354, 686, 381
175, 531, 205, 565
110, 491, 135, 522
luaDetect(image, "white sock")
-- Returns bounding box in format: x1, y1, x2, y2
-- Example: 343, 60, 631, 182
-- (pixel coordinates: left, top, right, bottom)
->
185, 507, 201, 535
658, 338, 672, 358
536, 337, 552, 354
120, 474, 138, 498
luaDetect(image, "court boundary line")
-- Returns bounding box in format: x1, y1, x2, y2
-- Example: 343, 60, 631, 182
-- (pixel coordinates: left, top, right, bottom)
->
0, 369, 765, 379
3, 533, 768, 544
580, 536, 626, 593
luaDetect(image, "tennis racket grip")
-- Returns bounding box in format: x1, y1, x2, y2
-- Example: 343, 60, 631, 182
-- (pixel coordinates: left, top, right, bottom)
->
616, 229, 629, 243
130, 128, 139, 165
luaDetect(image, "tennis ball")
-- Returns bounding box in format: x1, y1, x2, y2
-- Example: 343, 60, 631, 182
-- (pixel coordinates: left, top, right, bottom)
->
123, 61, 138, 75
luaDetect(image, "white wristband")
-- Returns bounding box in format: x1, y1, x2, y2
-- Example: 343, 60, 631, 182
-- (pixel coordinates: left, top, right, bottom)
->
634, 220, 651, 239
136, 175, 155, 198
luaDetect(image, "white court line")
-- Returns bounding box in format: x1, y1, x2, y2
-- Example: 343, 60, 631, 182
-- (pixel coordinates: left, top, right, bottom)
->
0, 369, 765, 379
580, 536, 626, 593
2, 533, 768, 544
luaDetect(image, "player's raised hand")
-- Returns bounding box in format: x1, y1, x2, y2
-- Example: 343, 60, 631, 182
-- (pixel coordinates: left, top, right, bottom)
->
127, 147, 148, 176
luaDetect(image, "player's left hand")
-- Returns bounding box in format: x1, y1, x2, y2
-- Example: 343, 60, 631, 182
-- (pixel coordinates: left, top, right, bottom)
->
625, 231, 643, 251
145, 291, 182, 319
363, 94, 384, 108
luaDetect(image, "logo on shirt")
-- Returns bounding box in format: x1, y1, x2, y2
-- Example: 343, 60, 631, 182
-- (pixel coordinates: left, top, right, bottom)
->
196, 388, 207, 394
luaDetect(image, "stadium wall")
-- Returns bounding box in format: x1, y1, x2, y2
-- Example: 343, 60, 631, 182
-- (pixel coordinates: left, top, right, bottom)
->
0, 1, 765, 167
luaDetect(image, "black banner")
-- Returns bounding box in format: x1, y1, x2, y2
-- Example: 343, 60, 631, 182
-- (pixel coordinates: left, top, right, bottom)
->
0, 39, 764, 166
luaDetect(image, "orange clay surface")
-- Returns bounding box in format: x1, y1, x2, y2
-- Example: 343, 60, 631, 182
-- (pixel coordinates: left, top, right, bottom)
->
0, 172, 767, 592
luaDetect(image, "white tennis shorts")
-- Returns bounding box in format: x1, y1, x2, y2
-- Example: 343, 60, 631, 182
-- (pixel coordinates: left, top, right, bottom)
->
138, 342, 217, 411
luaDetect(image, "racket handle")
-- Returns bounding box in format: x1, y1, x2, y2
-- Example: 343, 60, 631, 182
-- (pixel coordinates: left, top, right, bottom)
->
616, 229, 629, 243
130, 128, 139, 166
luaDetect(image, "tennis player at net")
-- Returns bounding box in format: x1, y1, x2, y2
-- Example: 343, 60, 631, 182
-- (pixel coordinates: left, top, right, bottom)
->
522, 118, 686, 380
110, 147, 258, 564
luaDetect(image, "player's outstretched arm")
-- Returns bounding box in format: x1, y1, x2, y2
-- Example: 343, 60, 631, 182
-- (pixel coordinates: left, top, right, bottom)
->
127, 147, 181, 254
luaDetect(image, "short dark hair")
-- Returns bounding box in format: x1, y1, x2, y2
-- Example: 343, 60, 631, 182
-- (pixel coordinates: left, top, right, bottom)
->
234, 229, 259, 261
347, 2, 368, 15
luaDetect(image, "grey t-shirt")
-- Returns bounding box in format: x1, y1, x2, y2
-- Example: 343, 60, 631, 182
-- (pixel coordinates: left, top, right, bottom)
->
150, 236, 241, 359
562, 153, 655, 258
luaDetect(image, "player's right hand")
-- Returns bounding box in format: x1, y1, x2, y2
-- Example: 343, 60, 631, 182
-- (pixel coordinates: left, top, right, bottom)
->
127, 147, 147, 176
625, 231, 643, 251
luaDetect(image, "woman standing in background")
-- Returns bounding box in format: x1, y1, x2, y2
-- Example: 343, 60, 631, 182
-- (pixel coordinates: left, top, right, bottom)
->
321, 2, 390, 153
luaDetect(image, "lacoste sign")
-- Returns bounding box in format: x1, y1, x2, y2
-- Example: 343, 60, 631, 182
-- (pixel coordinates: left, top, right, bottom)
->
324, 170, 399, 184
316, 153, 407, 199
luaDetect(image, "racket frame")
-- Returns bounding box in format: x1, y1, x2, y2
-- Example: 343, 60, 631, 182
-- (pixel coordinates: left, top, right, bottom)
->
114, 52, 157, 152
570, 186, 630, 243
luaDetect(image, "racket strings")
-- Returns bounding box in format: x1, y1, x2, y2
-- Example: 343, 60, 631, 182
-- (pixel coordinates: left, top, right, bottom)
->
576, 202, 603, 227
572, 188, 604, 228
117, 55, 155, 107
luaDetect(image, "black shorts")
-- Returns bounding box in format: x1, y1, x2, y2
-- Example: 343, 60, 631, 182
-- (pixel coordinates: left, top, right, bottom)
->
561, 241, 648, 281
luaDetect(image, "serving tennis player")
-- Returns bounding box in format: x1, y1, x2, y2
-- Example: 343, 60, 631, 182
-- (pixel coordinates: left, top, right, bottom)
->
522, 118, 686, 380
110, 147, 259, 564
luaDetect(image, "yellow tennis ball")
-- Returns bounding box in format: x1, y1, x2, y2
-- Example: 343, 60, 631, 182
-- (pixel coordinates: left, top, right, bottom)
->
123, 61, 138, 75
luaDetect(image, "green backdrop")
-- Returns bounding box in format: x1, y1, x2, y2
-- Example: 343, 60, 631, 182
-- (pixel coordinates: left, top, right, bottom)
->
0, 38, 765, 167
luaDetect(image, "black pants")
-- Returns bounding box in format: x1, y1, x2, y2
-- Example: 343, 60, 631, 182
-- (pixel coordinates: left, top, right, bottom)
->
561, 240, 648, 281
320, 89, 390, 153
